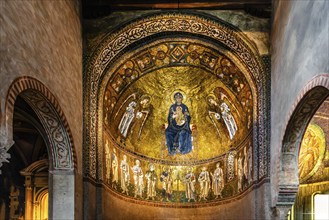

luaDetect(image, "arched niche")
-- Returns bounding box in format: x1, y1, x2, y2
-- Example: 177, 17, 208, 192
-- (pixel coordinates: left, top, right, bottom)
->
84, 11, 268, 211
275, 74, 329, 218
100, 38, 255, 205
20, 159, 49, 220
3, 76, 76, 220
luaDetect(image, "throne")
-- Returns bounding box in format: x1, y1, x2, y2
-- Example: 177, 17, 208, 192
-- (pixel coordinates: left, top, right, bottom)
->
160, 123, 198, 160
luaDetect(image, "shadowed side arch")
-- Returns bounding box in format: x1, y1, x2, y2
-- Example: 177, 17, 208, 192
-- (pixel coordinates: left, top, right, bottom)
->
276, 74, 329, 210
5, 76, 76, 170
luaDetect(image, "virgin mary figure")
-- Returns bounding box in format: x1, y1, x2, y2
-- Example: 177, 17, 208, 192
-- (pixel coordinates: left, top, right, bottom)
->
165, 92, 192, 155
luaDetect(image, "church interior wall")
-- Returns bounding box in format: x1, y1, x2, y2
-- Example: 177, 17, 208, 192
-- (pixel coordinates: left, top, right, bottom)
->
1, 0, 328, 219
102, 184, 269, 220
270, 0, 329, 206
0, 1, 84, 219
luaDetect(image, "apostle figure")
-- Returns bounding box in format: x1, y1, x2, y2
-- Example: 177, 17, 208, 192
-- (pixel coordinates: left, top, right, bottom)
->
198, 166, 211, 201
211, 162, 224, 199
237, 153, 243, 192
165, 92, 192, 155
160, 167, 173, 201
247, 146, 253, 185
118, 101, 136, 137
183, 167, 196, 202
111, 148, 119, 189
120, 155, 130, 195
104, 140, 111, 184
145, 163, 157, 200
132, 159, 144, 198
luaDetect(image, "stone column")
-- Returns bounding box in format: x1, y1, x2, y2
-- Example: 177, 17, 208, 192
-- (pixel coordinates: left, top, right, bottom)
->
49, 170, 75, 220
24, 177, 33, 220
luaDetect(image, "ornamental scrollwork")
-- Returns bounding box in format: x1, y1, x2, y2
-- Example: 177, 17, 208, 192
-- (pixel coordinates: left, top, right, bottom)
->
21, 90, 73, 170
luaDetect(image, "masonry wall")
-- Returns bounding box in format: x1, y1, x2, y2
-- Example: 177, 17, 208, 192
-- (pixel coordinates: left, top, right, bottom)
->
0, 1, 83, 218
270, 0, 329, 206
101, 182, 271, 220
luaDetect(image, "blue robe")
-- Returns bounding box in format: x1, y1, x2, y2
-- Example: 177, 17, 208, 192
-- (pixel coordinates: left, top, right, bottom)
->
165, 103, 192, 155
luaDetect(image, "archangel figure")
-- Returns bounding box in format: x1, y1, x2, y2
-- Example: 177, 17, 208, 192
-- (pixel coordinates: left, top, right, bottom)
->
134, 95, 152, 140
220, 101, 238, 140
118, 101, 137, 137
207, 95, 222, 138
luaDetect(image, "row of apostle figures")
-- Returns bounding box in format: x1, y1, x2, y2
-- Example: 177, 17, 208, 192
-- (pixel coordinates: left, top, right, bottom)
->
106, 141, 253, 198
107, 152, 226, 201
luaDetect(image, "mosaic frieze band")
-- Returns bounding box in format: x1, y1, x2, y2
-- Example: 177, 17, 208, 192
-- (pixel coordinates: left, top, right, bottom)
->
103, 131, 254, 204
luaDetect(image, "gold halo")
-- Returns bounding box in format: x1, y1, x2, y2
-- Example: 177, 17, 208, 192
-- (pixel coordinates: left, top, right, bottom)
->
170, 89, 187, 103
206, 94, 217, 103
139, 94, 152, 102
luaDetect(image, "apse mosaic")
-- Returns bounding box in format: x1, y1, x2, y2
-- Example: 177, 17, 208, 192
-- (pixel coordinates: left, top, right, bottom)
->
102, 40, 254, 204
298, 123, 327, 183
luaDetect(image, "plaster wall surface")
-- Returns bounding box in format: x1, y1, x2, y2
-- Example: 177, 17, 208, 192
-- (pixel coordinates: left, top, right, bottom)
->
270, 0, 329, 206
0, 1, 83, 218
84, 10, 269, 57
49, 172, 75, 220
0, 1, 82, 171
101, 183, 271, 220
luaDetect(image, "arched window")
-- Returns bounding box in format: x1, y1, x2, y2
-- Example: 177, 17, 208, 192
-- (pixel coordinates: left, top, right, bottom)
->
313, 193, 329, 220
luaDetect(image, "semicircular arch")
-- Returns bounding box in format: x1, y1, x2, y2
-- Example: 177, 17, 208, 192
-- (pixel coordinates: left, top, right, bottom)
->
5, 76, 76, 170
84, 11, 268, 183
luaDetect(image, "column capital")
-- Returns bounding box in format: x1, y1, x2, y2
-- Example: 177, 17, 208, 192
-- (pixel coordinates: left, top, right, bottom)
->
273, 205, 292, 220
0, 131, 14, 174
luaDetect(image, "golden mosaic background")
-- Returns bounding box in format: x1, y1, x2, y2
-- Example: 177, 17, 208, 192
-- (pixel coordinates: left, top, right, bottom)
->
103, 41, 253, 162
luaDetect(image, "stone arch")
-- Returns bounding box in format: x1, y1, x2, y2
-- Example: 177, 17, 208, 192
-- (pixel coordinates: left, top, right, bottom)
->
275, 74, 329, 214
3, 76, 77, 219
4, 76, 76, 170
84, 12, 268, 183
